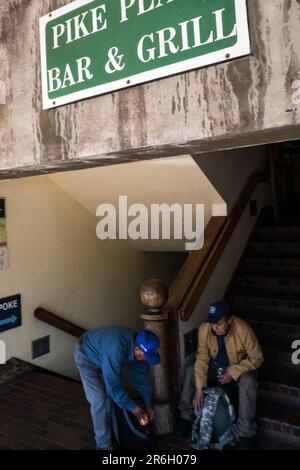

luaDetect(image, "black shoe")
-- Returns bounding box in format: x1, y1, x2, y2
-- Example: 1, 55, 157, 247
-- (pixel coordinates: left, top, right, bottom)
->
174, 418, 192, 438
238, 436, 256, 450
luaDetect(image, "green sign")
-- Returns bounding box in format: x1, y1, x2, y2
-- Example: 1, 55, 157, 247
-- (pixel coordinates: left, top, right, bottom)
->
40, 0, 250, 109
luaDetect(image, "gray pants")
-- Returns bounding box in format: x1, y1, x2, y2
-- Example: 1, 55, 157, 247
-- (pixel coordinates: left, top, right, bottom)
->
179, 365, 259, 438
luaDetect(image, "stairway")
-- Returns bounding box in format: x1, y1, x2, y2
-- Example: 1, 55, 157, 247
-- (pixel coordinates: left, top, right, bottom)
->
0, 359, 94, 450
229, 218, 300, 449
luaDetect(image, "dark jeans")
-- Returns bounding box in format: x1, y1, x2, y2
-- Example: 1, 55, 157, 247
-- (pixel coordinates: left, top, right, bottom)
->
178, 364, 259, 438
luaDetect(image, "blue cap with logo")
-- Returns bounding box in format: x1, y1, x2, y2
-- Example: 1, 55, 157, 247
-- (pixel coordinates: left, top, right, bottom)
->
207, 300, 231, 324
136, 330, 160, 365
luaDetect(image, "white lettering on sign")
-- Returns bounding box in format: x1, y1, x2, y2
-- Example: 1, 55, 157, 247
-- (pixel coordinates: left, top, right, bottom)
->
137, 10, 236, 63
48, 57, 94, 93
52, 5, 107, 49
120, 0, 175, 23
40, 0, 250, 109
0, 300, 18, 311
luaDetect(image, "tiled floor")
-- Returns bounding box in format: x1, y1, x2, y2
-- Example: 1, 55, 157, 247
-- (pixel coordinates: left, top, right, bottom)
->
0, 368, 95, 450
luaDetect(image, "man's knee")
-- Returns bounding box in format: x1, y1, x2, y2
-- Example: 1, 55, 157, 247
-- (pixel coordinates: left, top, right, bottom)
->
181, 364, 195, 391
238, 372, 258, 390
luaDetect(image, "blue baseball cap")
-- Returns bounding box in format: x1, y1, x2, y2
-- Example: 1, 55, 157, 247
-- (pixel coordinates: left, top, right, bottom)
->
207, 300, 231, 324
136, 330, 160, 365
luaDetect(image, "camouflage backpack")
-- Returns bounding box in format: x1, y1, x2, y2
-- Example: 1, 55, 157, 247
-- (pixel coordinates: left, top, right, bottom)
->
190, 387, 239, 450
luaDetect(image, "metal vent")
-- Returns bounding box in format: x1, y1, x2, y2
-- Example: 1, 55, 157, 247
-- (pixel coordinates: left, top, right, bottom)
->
32, 335, 50, 359
184, 328, 198, 357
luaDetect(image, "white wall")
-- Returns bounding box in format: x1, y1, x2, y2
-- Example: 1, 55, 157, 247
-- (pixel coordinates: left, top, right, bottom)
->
179, 147, 271, 369
0, 176, 185, 378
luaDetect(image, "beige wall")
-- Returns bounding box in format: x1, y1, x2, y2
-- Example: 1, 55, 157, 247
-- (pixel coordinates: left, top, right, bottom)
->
49, 155, 225, 251
0, 176, 185, 378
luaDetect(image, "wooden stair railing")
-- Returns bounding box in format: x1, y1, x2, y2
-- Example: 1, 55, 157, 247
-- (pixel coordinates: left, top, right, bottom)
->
167, 172, 266, 322
34, 307, 86, 337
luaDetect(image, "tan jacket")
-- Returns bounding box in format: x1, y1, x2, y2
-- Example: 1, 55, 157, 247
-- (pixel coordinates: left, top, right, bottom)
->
194, 316, 264, 389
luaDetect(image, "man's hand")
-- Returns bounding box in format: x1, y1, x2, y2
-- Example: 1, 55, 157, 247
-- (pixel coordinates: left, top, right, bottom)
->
146, 406, 155, 422
132, 405, 143, 417
192, 389, 204, 411
218, 370, 233, 384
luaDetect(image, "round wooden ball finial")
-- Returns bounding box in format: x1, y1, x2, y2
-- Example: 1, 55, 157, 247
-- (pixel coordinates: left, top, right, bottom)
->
140, 279, 168, 312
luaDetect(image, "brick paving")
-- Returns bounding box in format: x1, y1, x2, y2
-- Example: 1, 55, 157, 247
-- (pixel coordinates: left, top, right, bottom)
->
0, 366, 95, 450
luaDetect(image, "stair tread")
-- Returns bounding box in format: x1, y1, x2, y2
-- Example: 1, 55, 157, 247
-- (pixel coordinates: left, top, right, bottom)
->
261, 341, 292, 355
252, 241, 300, 246
237, 271, 300, 280
258, 398, 300, 427
239, 311, 300, 326
260, 368, 300, 388
230, 285, 300, 300
245, 254, 300, 260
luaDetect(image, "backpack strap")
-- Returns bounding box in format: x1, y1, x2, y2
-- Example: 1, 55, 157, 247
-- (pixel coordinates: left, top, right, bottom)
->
190, 388, 223, 450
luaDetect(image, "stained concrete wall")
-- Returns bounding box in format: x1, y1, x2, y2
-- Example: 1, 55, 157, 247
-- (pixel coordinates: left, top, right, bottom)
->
0, 0, 299, 178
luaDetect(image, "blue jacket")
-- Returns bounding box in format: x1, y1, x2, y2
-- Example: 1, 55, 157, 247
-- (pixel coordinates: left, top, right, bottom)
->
81, 326, 152, 412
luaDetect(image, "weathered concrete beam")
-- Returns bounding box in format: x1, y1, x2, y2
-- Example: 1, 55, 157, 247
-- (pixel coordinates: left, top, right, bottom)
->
0, 0, 300, 178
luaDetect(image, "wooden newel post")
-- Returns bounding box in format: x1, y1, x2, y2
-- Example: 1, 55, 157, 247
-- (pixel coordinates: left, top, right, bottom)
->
140, 279, 174, 435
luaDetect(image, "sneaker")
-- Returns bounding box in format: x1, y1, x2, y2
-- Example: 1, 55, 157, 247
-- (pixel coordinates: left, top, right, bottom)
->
174, 418, 192, 438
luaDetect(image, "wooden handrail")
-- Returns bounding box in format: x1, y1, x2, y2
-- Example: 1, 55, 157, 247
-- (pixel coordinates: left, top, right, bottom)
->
168, 172, 265, 322
34, 308, 86, 337
166, 216, 227, 311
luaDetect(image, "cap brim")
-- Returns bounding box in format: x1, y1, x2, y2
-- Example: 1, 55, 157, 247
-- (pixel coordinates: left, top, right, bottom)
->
145, 351, 160, 365
206, 315, 221, 324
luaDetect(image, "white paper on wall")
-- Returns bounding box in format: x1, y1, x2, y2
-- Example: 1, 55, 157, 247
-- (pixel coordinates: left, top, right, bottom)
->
0, 246, 9, 270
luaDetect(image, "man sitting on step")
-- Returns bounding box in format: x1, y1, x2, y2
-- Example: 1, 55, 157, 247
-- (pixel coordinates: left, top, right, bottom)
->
176, 300, 264, 449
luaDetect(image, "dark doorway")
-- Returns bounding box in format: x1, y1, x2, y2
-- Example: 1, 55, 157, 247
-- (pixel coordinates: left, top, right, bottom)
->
269, 140, 300, 225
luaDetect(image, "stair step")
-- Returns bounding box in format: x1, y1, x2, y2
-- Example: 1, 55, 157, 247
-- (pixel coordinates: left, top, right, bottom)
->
234, 274, 300, 292
254, 226, 300, 242
251, 241, 300, 256
260, 367, 300, 389
243, 257, 300, 275
259, 381, 300, 406
233, 305, 300, 324
230, 287, 300, 311
238, 309, 300, 326
257, 398, 300, 449
259, 367, 300, 406
247, 317, 300, 334
260, 339, 297, 369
